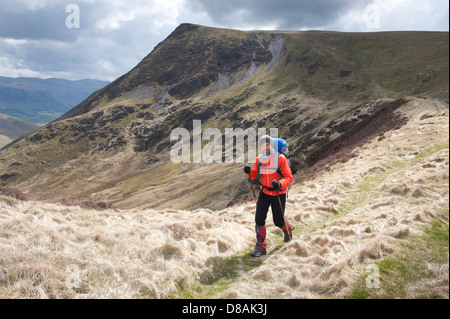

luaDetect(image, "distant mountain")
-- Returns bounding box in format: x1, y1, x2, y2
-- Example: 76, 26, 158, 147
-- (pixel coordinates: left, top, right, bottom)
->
0, 112, 39, 148
0, 24, 448, 210
0, 77, 109, 124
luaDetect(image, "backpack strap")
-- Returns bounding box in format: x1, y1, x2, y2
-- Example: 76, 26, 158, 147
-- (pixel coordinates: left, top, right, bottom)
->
257, 152, 287, 192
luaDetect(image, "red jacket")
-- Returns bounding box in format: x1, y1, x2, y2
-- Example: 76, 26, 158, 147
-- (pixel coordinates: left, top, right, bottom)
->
247, 151, 293, 196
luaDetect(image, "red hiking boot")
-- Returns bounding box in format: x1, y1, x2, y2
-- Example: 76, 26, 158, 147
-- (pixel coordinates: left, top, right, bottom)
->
251, 225, 267, 257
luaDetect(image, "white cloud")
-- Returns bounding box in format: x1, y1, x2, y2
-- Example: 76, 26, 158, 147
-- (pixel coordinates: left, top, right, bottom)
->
150, 0, 184, 29
0, 56, 43, 78
335, 0, 449, 32
96, 11, 136, 31
97, 59, 117, 76
93, 0, 182, 33
14, 0, 62, 11
376, 0, 449, 31
3, 39, 29, 46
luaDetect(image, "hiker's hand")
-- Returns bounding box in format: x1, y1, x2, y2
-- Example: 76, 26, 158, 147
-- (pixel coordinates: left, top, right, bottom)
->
244, 165, 251, 174
271, 180, 281, 190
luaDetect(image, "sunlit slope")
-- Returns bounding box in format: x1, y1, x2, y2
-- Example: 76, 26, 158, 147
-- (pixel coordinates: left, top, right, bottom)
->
1, 97, 447, 299
0, 25, 447, 211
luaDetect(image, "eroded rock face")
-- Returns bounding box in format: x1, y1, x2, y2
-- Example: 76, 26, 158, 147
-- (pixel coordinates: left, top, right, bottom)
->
302, 98, 409, 168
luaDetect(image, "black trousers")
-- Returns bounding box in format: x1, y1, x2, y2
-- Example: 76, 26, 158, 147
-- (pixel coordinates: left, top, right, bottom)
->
255, 191, 286, 228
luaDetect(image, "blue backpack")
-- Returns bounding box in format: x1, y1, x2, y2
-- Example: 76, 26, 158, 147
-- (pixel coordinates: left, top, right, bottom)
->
272, 138, 291, 178
272, 138, 289, 159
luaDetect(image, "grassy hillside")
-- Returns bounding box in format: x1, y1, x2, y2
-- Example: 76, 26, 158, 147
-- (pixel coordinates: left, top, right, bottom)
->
0, 135, 12, 149
0, 97, 447, 299
0, 112, 40, 148
275, 31, 449, 101
0, 24, 448, 211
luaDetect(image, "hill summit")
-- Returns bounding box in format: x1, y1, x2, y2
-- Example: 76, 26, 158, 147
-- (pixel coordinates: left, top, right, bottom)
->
0, 24, 448, 210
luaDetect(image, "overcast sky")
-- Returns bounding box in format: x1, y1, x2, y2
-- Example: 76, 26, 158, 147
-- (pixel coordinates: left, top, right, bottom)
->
0, 0, 448, 81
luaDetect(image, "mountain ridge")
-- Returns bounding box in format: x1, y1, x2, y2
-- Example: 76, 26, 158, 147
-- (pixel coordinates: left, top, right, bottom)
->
56, 24, 450, 123
0, 24, 448, 210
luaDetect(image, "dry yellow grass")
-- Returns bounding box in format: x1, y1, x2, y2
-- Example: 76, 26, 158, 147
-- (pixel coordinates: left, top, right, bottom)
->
0, 97, 448, 299
0, 198, 255, 298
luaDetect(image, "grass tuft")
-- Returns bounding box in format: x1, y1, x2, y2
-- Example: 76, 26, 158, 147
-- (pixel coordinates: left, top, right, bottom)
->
349, 208, 449, 299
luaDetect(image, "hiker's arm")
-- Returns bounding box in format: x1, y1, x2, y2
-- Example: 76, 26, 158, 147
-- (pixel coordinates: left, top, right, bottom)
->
279, 155, 293, 189
245, 158, 259, 180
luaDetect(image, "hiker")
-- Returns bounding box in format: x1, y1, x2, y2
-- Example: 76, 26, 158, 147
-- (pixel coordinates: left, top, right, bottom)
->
244, 135, 294, 257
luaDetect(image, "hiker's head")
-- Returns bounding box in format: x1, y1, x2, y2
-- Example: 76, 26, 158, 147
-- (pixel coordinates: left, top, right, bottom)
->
259, 135, 273, 155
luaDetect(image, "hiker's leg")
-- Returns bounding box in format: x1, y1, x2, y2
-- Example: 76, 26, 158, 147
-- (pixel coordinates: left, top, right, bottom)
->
282, 221, 293, 242
255, 191, 270, 226
271, 193, 286, 228
253, 224, 267, 256
253, 192, 270, 255
271, 193, 293, 242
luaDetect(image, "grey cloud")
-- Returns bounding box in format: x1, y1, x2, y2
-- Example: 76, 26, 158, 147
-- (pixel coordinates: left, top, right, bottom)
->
0, 0, 173, 80
0, 1, 81, 41
188, 0, 373, 29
